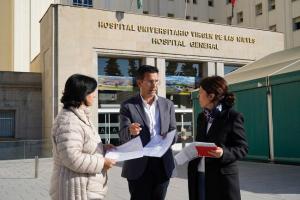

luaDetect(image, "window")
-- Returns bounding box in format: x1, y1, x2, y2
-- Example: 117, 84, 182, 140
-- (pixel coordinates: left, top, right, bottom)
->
73, 0, 93, 7
293, 16, 300, 31
168, 13, 174, 18
268, 0, 275, 10
165, 61, 203, 107
143, 11, 149, 14
256, 3, 263, 16
193, 0, 197, 4
209, 18, 215, 23
0, 110, 15, 138
224, 65, 239, 74
269, 24, 276, 31
165, 60, 202, 140
193, 16, 198, 20
208, 0, 214, 6
98, 57, 142, 105
186, 16, 190, 20
237, 12, 243, 23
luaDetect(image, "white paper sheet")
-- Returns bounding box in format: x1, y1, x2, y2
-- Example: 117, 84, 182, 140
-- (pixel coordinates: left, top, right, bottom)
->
105, 136, 144, 162
143, 129, 176, 157
174, 143, 198, 165
174, 142, 216, 165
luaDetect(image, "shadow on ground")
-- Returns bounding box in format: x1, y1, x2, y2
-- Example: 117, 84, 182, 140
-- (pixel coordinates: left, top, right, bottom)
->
171, 160, 300, 195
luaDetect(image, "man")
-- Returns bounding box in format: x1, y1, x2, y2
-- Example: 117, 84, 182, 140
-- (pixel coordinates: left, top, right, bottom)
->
119, 65, 177, 200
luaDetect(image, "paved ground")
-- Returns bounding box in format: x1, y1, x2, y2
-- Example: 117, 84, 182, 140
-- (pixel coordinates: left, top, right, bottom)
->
0, 158, 299, 200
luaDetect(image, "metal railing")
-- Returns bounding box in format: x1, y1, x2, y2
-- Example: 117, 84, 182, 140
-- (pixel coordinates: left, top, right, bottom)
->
0, 140, 52, 178
0, 139, 52, 160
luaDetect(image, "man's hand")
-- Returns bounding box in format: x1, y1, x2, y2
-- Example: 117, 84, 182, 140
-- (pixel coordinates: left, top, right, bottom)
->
103, 158, 116, 171
129, 123, 142, 136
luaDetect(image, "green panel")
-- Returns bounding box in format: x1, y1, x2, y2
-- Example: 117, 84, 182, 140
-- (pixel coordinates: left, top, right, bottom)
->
270, 70, 300, 86
272, 81, 300, 163
191, 90, 201, 140
234, 87, 269, 160
191, 89, 199, 98
192, 87, 270, 160
229, 78, 266, 92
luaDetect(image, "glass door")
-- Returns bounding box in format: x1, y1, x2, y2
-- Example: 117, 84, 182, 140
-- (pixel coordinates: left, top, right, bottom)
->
98, 57, 142, 144
165, 60, 203, 142
98, 107, 120, 145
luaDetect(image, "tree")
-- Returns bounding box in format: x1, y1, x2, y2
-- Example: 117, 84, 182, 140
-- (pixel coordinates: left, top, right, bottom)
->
181, 63, 197, 76
166, 61, 178, 76
104, 58, 122, 76
128, 59, 138, 77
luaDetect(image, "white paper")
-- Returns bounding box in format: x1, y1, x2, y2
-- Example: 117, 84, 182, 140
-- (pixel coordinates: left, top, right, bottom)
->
193, 142, 217, 148
105, 136, 144, 162
174, 142, 216, 165
174, 143, 198, 165
143, 129, 176, 157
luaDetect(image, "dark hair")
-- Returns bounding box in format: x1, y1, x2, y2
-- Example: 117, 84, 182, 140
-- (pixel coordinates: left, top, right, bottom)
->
200, 76, 235, 107
61, 74, 97, 109
136, 65, 159, 80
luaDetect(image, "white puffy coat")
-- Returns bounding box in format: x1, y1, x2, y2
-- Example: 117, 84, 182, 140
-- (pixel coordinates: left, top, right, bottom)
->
49, 106, 107, 200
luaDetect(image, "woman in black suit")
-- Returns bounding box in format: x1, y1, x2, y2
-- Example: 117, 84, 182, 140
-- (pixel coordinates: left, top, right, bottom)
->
188, 76, 248, 200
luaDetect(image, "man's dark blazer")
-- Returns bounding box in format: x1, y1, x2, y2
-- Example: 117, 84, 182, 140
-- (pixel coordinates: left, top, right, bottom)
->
119, 94, 177, 180
188, 107, 248, 200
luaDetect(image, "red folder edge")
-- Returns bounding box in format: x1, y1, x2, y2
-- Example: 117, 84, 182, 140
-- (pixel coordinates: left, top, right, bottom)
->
195, 146, 217, 157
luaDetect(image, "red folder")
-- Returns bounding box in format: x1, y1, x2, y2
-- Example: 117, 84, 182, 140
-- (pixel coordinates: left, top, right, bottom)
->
195, 146, 217, 157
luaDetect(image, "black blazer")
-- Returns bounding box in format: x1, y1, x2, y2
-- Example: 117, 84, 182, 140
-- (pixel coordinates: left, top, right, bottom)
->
188, 107, 248, 200
119, 94, 177, 180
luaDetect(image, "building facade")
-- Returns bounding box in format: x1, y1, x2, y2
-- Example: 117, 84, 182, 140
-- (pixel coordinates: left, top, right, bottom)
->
0, 72, 42, 140
0, 1, 286, 143
39, 4, 283, 143
1, 0, 299, 73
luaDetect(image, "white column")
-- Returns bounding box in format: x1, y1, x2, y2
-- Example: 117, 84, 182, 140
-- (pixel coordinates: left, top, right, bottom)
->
156, 58, 166, 97
14, 0, 30, 72
143, 57, 155, 66
203, 62, 216, 77
216, 62, 224, 77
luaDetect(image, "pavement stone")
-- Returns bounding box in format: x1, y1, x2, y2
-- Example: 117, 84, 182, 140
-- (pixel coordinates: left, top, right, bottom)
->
0, 158, 299, 200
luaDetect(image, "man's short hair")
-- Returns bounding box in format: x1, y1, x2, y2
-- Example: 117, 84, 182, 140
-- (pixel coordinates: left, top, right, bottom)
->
136, 65, 159, 80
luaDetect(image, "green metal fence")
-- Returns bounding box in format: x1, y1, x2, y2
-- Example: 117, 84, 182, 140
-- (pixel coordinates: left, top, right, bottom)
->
232, 86, 270, 160
270, 71, 300, 163
191, 70, 300, 164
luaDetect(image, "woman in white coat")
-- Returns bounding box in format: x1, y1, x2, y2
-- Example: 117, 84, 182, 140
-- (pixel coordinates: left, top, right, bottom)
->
49, 74, 116, 200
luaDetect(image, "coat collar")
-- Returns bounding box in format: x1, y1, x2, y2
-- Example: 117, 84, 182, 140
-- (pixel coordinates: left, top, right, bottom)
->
198, 106, 231, 139
68, 106, 91, 126
207, 107, 231, 136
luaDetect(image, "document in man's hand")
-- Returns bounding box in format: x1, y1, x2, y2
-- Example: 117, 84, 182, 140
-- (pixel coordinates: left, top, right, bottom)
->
105, 130, 176, 162
105, 136, 144, 162
143, 129, 176, 157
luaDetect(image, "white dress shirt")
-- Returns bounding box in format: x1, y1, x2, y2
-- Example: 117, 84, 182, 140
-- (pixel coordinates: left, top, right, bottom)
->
141, 95, 161, 138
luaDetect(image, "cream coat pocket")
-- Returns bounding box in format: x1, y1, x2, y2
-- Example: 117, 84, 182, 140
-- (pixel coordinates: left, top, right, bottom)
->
87, 173, 108, 200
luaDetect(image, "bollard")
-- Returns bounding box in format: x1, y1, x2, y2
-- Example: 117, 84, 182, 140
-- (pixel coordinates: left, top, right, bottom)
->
35, 156, 39, 178
23, 142, 26, 159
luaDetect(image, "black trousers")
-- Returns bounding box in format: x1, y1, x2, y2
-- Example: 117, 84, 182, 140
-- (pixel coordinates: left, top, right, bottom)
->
128, 157, 170, 200
188, 158, 205, 200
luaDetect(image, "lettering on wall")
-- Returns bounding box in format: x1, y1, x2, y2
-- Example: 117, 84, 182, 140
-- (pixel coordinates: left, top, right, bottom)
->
98, 21, 256, 51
